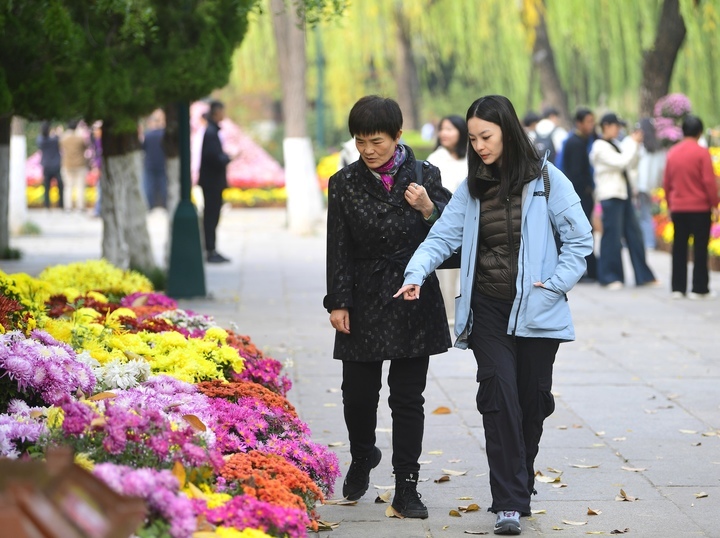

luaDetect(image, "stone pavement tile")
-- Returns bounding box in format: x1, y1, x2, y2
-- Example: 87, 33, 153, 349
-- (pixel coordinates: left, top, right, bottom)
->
658, 485, 720, 536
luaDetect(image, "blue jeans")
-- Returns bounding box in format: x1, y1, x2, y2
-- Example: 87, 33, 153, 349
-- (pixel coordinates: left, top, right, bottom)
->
599, 197, 656, 286
636, 192, 656, 249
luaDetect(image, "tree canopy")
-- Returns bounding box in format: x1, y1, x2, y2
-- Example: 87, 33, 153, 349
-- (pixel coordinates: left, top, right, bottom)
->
228, 0, 720, 140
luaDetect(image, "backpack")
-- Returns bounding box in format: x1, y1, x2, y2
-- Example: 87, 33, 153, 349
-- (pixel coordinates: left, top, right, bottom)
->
534, 130, 557, 164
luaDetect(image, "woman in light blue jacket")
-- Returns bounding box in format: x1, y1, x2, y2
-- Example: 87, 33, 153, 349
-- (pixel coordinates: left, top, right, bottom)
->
395, 95, 593, 536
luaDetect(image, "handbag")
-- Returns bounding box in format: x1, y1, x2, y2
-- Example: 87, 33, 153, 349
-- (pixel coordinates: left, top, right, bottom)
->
414, 160, 461, 269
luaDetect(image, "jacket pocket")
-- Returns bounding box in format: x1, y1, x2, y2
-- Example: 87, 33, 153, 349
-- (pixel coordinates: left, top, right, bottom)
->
475, 366, 499, 414
524, 282, 569, 331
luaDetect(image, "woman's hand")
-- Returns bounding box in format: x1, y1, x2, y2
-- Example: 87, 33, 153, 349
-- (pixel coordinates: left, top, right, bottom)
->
329, 308, 350, 334
394, 284, 421, 300
404, 183, 435, 218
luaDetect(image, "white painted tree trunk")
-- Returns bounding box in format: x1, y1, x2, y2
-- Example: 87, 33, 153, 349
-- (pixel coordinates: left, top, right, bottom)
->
9, 133, 27, 234
284, 137, 323, 234
101, 151, 155, 271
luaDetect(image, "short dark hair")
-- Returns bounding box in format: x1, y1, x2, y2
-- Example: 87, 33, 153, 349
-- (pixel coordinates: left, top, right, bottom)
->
682, 115, 703, 138
466, 95, 540, 200
574, 107, 593, 123
435, 115, 468, 159
67, 119, 79, 130
209, 100, 225, 117
542, 106, 560, 119
522, 111, 541, 128
348, 95, 403, 139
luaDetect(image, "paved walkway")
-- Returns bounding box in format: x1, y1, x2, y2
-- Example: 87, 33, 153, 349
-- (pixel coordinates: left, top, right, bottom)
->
2, 207, 719, 538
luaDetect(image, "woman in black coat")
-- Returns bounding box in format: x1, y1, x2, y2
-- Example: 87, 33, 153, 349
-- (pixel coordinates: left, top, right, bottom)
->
324, 96, 452, 519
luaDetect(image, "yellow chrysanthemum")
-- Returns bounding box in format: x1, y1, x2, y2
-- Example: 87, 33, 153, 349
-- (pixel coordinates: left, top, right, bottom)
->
46, 407, 64, 429
204, 327, 228, 343
86, 291, 109, 303
74, 452, 95, 472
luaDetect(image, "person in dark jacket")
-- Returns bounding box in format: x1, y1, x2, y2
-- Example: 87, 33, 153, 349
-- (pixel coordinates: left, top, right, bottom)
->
141, 110, 167, 209
558, 107, 598, 281
397, 95, 593, 535
37, 121, 64, 209
324, 95, 452, 519
199, 100, 232, 263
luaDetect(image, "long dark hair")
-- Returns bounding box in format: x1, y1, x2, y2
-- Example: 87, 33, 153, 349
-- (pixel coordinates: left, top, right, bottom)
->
466, 95, 540, 199
435, 115, 468, 159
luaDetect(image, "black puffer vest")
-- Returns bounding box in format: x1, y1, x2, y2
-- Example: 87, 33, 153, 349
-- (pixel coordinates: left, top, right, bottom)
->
474, 176, 522, 302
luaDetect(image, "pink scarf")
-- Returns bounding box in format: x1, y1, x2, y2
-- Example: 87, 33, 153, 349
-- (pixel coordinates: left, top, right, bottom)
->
372, 145, 406, 191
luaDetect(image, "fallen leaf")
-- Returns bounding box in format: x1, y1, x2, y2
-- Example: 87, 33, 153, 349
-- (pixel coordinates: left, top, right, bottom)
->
172, 461, 186, 488
644, 409, 658, 414
547, 467, 563, 474
475, 473, 487, 477
615, 489, 637, 502
428, 450, 444, 455
667, 393, 680, 400
373, 484, 395, 490
326, 388, 340, 393
418, 477, 429, 482
385, 505, 403, 518
463, 530, 489, 535
433, 406, 452, 414
316, 520, 341, 530
613, 437, 627, 442
552, 526, 564, 530
595, 431, 605, 436
536, 472, 562, 483
562, 520, 587, 526
570, 464, 599, 469
694, 492, 708, 499
442, 469, 468, 476
418, 460, 433, 465
586, 532, 606, 535
692, 442, 702, 447
610, 529, 630, 535
323, 403, 337, 407
622, 466, 647, 472
701, 431, 717, 437
376, 427, 392, 432
323, 498, 357, 505
448, 458, 463, 463
679, 429, 697, 434
182, 414, 207, 432
531, 509, 547, 514
458, 496, 474, 500
88, 391, 117, 401
557, 425, 568, 430
327, 441, 345, 447
572, 424, 583, 429
553, 483, 568, 488
587, 507, 602, 516
449, 509, 462, 517
435, 475, 451, 483
592, 443, 606, 448
458, 504, 480, 512
374, 490, 392, 503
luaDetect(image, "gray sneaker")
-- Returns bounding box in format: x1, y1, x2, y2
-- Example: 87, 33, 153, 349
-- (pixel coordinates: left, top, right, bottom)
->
494, 510, 521, 535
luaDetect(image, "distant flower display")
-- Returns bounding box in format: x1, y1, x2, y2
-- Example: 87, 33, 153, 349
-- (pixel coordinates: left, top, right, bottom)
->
653, 93, 692, 146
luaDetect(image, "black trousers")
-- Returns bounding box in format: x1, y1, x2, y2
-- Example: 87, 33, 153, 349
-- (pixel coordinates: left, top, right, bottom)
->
43, 167, 64, 209
342, 357, 429, 476
671, 211, 712, 294
202, 185, 224, 253
580, 193, 597, 279
470, 293, 559, 515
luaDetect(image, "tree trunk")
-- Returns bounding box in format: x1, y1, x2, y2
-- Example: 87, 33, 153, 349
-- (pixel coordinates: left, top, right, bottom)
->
163, 104, 181, 265
531, 1, 570, 128
271, 0, 323, 234
639, 0, 686, 117
101, 126, 156, 272
393, 2, 421, 131
9, 117, 27, 235
0, 115, 9, 256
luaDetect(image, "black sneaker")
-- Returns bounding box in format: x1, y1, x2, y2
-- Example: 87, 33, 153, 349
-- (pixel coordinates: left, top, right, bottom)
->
342, 446, 382, 500
494, 510, 521, 535
207, 251, 230, 263
391, 474, 428, 519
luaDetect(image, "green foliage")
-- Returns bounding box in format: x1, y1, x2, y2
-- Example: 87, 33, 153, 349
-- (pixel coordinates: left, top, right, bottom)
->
1, 247, 22, 260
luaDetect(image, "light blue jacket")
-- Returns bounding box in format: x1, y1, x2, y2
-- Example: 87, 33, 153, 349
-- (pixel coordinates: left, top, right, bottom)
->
403, 161, 593, 348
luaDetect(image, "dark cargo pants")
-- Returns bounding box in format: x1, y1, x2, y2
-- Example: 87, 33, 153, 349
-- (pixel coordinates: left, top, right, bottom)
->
470, 293, 559, 514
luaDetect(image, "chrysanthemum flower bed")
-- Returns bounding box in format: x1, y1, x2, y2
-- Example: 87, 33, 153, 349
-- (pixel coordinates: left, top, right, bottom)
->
0, 260, 340, 538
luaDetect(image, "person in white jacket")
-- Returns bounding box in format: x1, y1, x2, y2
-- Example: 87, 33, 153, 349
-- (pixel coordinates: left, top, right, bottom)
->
590, 113, 657, 289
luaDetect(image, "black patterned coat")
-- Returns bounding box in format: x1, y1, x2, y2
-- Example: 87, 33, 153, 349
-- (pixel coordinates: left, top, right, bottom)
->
324, 146, 453, 362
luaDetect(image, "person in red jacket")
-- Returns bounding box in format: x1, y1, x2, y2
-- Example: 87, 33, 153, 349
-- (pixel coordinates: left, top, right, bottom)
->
663, 115, 720, 299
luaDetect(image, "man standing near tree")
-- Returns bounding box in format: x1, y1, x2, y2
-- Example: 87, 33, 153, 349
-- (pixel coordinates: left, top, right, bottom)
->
199, 100, 233, 263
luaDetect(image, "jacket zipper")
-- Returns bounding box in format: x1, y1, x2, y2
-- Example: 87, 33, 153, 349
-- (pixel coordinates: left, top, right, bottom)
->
506, 196, 520, 337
